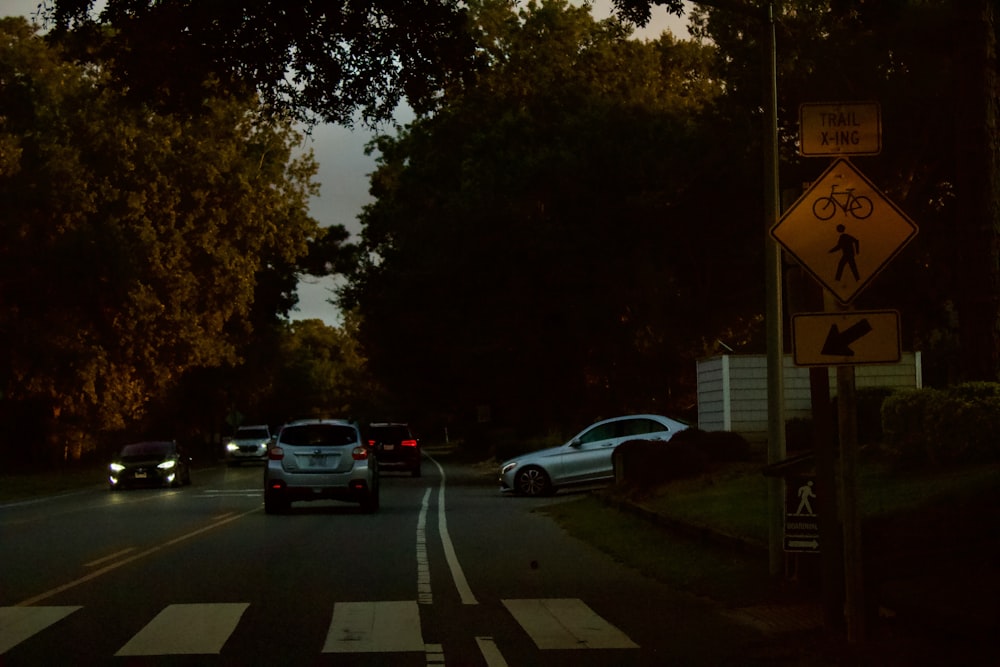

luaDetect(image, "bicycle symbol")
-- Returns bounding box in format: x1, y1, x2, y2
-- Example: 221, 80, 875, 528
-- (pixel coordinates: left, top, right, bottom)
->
812, 185, 873, 220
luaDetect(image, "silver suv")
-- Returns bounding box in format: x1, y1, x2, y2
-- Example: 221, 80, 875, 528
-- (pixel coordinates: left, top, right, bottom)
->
263, 419, 379, 514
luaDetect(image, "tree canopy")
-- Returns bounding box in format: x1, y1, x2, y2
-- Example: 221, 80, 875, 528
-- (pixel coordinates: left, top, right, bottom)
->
44, 0, 480, 126
0, 17, 329, 459
342, 0, 762, 432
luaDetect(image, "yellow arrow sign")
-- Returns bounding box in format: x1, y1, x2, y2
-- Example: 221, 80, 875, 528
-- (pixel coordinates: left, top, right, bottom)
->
792, 310, 901, 366
770, 158, 918, 304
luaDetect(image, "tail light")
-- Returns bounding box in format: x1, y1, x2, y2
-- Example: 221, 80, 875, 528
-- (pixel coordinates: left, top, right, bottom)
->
268, 447, 284, 460
352, 446, 369, 461
401, 439, 418, 448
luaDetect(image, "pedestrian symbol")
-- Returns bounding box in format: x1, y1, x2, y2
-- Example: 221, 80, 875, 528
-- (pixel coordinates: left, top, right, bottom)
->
770, 158, 918, 304
830, 224, 860, 282
794, 480, 816, 516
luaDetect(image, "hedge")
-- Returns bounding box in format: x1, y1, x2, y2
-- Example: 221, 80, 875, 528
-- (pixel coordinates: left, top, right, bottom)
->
881, 382, 1000, 467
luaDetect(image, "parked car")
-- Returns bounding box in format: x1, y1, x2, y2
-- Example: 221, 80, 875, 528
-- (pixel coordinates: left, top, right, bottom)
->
367, 422, 421, 477
498, 414, 689, 497
263, 419, 379, 514
224, 424, 272, 465
109, 440, 192, 490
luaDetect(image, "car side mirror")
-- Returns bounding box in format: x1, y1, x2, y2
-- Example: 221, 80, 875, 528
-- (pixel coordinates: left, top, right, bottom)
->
570, 438, 583, 448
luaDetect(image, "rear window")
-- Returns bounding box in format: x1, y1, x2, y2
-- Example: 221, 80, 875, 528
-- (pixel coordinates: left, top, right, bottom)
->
369, 425, 411, 442
236, 427, 269, 439
280, 424, 358, 447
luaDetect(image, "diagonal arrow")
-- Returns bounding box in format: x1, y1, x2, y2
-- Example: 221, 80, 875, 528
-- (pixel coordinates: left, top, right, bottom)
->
821, 319, 873, 356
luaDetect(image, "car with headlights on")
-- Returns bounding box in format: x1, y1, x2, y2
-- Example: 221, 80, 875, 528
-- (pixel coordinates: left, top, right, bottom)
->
263, 419, 379, 513
367, 422, 421, 477
109, 440, 192, 490
499, 414, 689, 497
224, 424, 272, 465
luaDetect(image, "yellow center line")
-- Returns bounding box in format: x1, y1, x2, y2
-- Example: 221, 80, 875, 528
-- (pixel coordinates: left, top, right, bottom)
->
16, 507, 258, 607
83, 548, 136, 568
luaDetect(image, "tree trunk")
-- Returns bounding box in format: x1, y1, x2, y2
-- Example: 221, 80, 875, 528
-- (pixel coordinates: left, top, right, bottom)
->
955, 0, 1000, 381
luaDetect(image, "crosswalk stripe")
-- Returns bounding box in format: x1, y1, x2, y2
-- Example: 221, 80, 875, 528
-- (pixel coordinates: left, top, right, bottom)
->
4, 598, 636, 657
115, 603, 249, 656
0, 606, 81, 655
323, 601, 424, 653
502, 598, 639, 650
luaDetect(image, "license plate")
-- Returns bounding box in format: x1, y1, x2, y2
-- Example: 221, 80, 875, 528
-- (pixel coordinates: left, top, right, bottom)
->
383, 444, 395, 451
309, 456, 326, 467
135, 471, 147, 479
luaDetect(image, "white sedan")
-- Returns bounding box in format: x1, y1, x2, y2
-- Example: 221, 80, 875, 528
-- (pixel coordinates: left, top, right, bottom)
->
498, 414, 689, 497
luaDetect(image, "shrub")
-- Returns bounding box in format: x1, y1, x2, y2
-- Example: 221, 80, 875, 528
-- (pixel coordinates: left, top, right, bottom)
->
613, 435, 716, 490
670, 428, 750, 462
881, 383, 1000, 467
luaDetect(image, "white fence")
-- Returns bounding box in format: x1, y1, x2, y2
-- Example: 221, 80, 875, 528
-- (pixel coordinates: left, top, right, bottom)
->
696, 353, 922, 442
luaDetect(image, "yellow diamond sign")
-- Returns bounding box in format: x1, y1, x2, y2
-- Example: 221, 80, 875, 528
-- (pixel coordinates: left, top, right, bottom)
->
770, 158, 918, 304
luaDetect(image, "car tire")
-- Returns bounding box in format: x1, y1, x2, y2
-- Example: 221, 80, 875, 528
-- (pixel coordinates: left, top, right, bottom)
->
515, 466, 552, 497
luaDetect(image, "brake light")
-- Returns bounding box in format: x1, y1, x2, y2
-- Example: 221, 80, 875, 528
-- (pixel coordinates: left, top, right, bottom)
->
367, 440, 376, 447
268, 447, 284, 460
352, 446, 369, 461
401, 439, 418, 448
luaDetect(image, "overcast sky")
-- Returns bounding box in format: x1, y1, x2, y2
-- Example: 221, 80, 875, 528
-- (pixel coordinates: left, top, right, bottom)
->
3, 0, 690, 326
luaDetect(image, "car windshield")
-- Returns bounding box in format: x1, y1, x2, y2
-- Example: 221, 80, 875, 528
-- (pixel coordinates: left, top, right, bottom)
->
281, 424, 357, 447
236, 427, 269, 439
119, 442, 173, 459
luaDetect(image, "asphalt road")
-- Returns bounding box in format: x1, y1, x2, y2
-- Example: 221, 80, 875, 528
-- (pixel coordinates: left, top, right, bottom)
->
1, 454, 767, 665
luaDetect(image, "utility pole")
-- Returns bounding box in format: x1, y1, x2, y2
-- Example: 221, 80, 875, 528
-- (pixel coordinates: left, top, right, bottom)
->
688, 0, 785, 580
760, 1, 786, 577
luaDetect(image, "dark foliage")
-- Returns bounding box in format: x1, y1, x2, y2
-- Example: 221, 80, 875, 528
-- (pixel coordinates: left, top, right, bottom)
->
45, 0, 480, 125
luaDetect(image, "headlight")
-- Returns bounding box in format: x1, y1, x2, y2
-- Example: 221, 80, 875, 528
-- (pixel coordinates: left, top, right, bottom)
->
501, 461, 519, 475
157, 460, 176, 470
109, 462, 124, 473
226, 442, 238, 452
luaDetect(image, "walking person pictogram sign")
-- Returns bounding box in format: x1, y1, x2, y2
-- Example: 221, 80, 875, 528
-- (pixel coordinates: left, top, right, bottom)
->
770, 158, 918, 304
785, 475, 820, 552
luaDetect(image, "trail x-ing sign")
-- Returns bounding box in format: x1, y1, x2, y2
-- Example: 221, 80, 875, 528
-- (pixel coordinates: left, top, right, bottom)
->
770, 158, 918, 304
799, 102, 881, 157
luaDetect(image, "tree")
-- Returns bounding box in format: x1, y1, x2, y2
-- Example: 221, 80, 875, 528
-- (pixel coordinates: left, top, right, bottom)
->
269, 314, 385, 424
343, 0, 757, 434
0, 18, 325, 461
619, 0, 999, 383
45, 0, 480, 126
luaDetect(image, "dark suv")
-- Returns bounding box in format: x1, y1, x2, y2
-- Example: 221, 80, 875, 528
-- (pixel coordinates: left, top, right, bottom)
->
367, 422, 421, 477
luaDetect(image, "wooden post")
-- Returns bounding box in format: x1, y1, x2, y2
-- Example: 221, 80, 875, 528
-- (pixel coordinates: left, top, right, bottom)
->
838, 363, 865, 642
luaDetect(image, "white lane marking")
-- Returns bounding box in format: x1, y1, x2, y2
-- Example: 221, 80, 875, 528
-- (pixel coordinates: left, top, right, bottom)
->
502, 598, 639, 650
14, 507, 258, 607
424, 453, 477, 605
475, 635, 510, 666
417, 489, 433, 604
0, 606, 81, 654
323, 601, 424, 653
116, 603, 248, 656
83, 547, 136, 568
